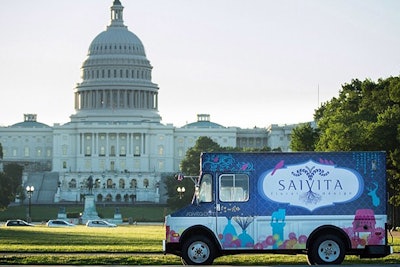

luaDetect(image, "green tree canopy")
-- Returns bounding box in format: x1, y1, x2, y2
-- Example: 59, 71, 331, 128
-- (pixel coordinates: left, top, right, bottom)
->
165, 136, 222, 210
313, 76, 400, 206
290, 122, 319, 151
180, 136, 222, 175
0, 142, 3, 159
0, 163, 23, 210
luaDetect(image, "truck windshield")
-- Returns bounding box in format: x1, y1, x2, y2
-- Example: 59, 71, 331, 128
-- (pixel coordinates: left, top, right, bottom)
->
198, 174, 212, 202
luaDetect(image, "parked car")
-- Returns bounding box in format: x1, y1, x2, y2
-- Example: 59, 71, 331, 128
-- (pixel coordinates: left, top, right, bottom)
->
5, 219, 34, 227
86, 220, 117, 227
46, 219, 75, 227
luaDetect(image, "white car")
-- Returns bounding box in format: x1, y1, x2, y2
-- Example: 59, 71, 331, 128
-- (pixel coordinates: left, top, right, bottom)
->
5, 219, 34, 227
46, 219, 75, 227
86, 220, 117, 227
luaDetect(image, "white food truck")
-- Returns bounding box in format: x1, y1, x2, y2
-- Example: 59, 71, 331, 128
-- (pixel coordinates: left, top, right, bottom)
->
163, 151, 392, 265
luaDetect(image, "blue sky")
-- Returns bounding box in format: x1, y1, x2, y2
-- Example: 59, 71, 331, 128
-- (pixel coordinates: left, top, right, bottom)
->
0, 0, 399, 128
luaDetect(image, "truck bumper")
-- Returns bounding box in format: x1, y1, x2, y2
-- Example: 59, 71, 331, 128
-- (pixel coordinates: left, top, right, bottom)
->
162, 240, 182, 257
360, 245, 393, 258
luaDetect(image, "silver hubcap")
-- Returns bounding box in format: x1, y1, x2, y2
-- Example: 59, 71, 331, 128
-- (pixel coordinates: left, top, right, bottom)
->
318, 240, 340, 262
188, 241, 210, 264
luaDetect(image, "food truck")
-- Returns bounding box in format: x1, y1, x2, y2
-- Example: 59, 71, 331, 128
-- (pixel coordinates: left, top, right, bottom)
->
163, 152, 392, 265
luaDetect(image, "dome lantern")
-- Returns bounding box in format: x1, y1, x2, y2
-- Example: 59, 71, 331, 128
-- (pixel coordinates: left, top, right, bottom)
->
110, 0, 125, 28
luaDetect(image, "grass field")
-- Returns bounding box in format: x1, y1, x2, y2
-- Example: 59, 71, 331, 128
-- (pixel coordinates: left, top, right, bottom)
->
0, 224, 399, 265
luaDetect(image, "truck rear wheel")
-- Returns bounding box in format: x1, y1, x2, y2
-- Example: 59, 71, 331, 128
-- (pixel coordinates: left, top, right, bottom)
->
307, 234, 346, 265
181, 235, 216, 265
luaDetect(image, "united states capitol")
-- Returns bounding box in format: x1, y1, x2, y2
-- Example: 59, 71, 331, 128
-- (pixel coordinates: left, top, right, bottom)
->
0, 0, 300, 205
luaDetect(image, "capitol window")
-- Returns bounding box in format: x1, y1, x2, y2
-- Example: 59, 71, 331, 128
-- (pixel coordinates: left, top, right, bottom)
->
99, 146, 105, 156
158, 146, 164, 156
24, 147, 30, 157
120, 146, 126, 156
110, 146, 116, 156
119, 179, 125, 189
107, 179, 113, 189
134, 146, 140, 156
85, 146, 91, 156
130, 179, 137, 189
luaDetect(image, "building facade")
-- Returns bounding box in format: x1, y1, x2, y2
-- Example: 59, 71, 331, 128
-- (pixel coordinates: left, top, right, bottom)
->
0, 1, 300, 205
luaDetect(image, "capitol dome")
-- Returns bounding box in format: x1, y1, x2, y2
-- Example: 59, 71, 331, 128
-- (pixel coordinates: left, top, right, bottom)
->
71, 0, 161, 123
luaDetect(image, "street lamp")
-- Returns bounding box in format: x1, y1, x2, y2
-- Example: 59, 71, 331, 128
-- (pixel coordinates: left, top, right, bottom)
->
177, 186, 185, 199
26, 185, 34, 223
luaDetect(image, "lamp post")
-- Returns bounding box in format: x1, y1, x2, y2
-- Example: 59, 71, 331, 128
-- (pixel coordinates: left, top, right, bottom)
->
26, 185, 34, 223
177, 186, 185, 199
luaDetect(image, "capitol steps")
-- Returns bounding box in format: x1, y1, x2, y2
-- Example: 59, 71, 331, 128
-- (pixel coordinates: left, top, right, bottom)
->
26, 172, 59, 204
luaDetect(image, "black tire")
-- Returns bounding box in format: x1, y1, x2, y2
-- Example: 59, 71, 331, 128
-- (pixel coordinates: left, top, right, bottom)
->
307, 234, 346, 265
181, 235, 216, 265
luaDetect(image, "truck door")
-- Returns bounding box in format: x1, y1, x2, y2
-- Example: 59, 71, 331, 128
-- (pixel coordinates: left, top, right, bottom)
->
216, 173, 251, 249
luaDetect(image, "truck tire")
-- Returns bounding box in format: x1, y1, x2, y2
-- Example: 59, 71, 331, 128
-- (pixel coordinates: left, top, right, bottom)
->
181, 235, 216, 265
307, 234, 346, 265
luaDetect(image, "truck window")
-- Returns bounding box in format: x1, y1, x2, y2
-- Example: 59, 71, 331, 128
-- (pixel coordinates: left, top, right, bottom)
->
219, 174, 249, 202
199, 173, 212, 202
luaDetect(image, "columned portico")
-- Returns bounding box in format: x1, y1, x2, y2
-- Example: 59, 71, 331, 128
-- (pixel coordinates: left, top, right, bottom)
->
74, 89, 158, 111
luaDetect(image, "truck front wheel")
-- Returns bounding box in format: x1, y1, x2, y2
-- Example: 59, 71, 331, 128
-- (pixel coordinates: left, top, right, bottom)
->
181, 235, 216, 265
307, 234, 346, 265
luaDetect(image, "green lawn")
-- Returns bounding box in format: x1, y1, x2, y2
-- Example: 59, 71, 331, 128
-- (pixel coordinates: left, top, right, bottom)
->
0, 224, 163, 253
0, 224, 399, 265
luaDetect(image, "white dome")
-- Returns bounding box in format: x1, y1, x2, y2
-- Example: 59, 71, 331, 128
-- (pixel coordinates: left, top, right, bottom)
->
88, 27, 146, 57
71, 0, 161, 124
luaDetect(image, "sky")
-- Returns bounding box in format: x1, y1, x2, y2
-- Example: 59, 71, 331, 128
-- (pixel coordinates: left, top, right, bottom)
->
0, 0, 399, 128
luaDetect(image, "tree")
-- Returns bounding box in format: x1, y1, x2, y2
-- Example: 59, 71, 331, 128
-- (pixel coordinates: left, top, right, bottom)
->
0, 142, 3, 159
0, 172, 13, 210
290, 123, 319, 151
0, 163, 23, 210
313, 76, 400, 208
164, 173, 196, 210
180, 136, 222, 175
165, 136, 222, 210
